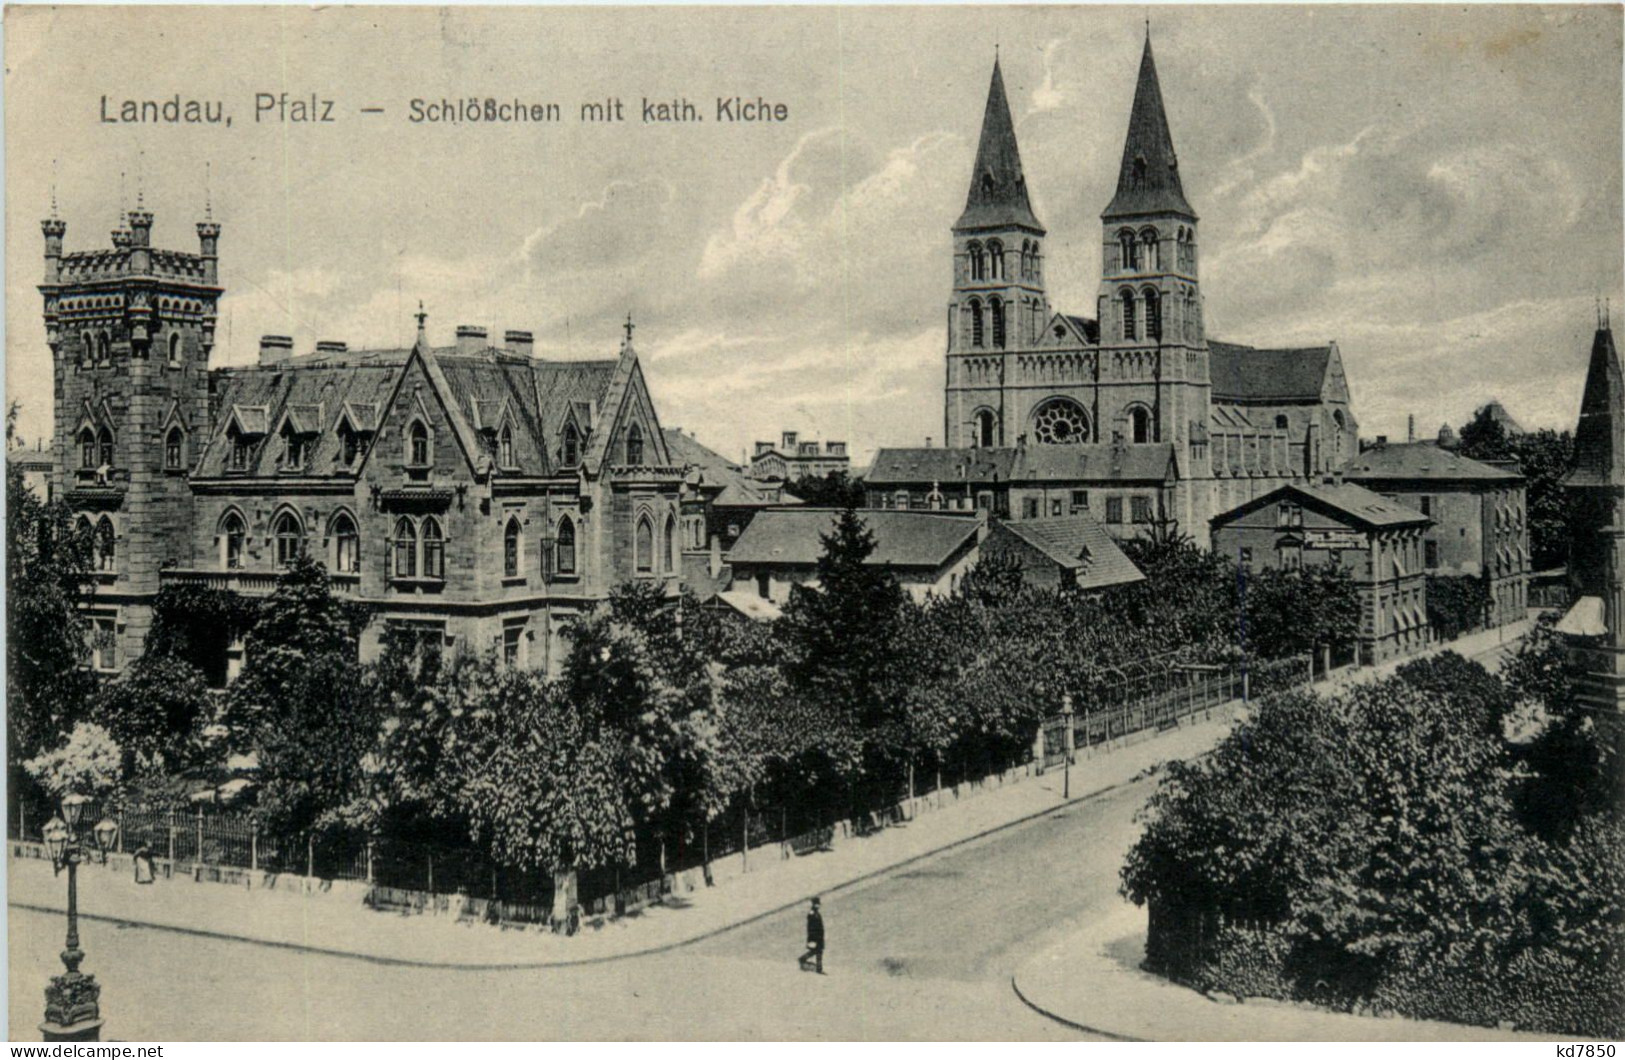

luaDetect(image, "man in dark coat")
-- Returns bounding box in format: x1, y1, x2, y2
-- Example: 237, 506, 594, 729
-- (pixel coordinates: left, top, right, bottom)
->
798, 896, 825, 973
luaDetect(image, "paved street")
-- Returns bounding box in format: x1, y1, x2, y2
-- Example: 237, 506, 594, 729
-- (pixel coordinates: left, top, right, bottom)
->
8, 775, 1152, 1041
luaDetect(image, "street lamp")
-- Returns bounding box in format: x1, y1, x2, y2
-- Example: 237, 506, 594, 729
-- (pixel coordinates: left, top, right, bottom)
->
39, 791, 117, 1043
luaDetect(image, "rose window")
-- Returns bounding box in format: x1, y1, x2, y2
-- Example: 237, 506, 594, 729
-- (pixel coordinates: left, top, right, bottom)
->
1033, 399, 1090, 444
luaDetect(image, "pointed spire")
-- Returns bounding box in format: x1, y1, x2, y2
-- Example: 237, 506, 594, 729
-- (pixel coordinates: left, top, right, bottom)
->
204, 161, 214, 221
954, 56, 1043, 233
1569, 318, 1624, 488
49, 159, 59, 220
1104, 35, 1195, 220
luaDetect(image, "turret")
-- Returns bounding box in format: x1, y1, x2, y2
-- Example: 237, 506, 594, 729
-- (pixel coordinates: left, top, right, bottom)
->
197, 219, 220, 285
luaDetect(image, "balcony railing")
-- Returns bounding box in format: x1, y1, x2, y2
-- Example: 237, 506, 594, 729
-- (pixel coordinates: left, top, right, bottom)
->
160, 568, 361, 597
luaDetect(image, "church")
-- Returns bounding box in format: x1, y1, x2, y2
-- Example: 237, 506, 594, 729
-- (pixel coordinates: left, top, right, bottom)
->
866, 38, 1360, 545
41, 198, 684, 683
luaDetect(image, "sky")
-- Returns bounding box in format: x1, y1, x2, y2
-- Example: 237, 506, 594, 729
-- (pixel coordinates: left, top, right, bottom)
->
5, 5, 1622, 466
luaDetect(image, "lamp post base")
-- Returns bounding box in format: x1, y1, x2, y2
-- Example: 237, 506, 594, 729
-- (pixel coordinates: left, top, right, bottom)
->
40, 1019, 103, 1043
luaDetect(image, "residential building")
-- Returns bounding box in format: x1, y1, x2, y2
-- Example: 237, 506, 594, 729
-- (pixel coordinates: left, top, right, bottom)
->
748, 430, 850, 483
1342, 440, 1529, 628
664, 426, 801, 598
1210, 480, 1432, 664
41, 199, 683, 681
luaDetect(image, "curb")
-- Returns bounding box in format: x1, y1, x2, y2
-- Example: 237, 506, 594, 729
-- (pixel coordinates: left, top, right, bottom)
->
1009, 972, 1143, 1042
11, 769, 1160, 972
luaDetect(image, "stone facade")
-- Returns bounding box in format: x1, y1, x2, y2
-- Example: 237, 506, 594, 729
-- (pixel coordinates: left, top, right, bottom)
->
42, 205, 683, 680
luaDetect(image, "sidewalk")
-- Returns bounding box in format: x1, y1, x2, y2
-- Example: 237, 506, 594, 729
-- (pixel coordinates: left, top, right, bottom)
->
1011, 900, 1552, 1042
9, 706, 1242, 969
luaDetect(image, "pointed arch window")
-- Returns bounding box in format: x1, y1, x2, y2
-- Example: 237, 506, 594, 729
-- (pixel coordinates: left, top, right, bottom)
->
421, 517, 445, 580
407, 420, 431, 467
562, 423, 580, 468
332, 512, 360, 575
555, 516, 577, 576
969, 299, 985, 348
635, 514, 654, 574
165, 426, 184, 470
498, 424, 514, 468
1143, 288, 1162, 342
1120, 290, 1137, 341
168, 332, 182, 367
987, 240, 1004, 280
220, 511, 246, 570
990, 297, 1006, 349
625, 423, 645, 467
664, 513, 678, 573
96, 517, 116, 572
393, 517, 417, 578
273, 511, 304, 568
79, 428, 97, 469
504, 517, 522, 578
97, 427, 115, 469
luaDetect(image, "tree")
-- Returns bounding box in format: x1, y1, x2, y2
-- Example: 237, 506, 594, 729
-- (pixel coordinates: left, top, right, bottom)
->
1457, 405, 1513, 462
1425, 573, 1492, 642
782, 469, 866, 509
224, 556, 377, 833
91, 653, 216, 774
1244, 564, 1361, 661
25, 722, 123, 804
6, 402, 99, 766
1510, 429, 1575, 571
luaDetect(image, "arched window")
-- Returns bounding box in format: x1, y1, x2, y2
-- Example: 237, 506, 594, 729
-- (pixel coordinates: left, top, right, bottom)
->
974, 409, 997, 448
165, 427, 184, 470
79, 428, 96, 469
273, 511, 303, 568
625, 423, 645, 466
1129, 406, 1152, 444
987, 240, 1004, 280
97, 331, 111, 364
1120, 290, 1137, 341
1143, 288, 1161, 342
1275, 414, 1289, 431
421, 517, 445, 579
664, 513, 678, 573
990, 297, 1006, 349
331, 513, 359, 574
635, 514, 654, 574
407, 420, 430, 467
1184, 292, 1197, 341
967, 241, 985, 281
969, 299, 984, 348
98, 427, 115, 469
504, 517, 521, 577
1140, 229, 1160, 272
1032, 398, 1091, 445
80, 333, 93, 368
498, 425, 514, 468
555, 516, 577, 576
168, 332, 182, 366
393, 517, 417, 578
562, 423, 580, 467
1118, 229, 1138, 272
96, 517, 116, 572
220, 511, 245, 570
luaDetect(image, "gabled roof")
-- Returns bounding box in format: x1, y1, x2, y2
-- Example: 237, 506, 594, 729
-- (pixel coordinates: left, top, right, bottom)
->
1104, 37, 1195, 220
866, 447, 1018, 486
334, 401, 380, 434
1212, 480, 1429, 532
436, 355, 546, 471
1013, 442, 1177, 483
955, 58, 1044, 233
225, 404, 269, 436
1209, 340, 1333, 403
992, 515, 1145, 589
1566, 325, 1624, 489
729, 508, 982, 569
1342, 441, 1522, 484
663, 427, 803, 507
1064, 315, 1100, 345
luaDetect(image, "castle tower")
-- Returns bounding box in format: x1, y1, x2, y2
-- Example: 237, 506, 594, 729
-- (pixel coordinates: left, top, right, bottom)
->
945, 56, 1049, 448
1561, 320, 1625, 722
1096, 34, 1211, 536
42, 190, 222, 669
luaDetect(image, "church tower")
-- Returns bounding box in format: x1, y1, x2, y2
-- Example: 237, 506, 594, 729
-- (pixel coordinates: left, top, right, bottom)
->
945, 57, 1049, 449
42, 188, 222, 667
1095, 34, 1211, 535
1561, 319, 1625, 724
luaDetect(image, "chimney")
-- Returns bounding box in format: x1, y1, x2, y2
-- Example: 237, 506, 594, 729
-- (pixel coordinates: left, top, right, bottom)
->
315, 340, 347, 356
925, 436, 933, 448
126, 207, 153, 249
455, 324, 488, 356
1407, 414, 1415, 443
259, 334, 293, 365
504, 329, 534, 357
1375, 435, 1388, 449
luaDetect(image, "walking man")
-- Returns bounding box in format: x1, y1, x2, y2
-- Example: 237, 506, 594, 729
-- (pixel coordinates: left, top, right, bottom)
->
798, 896, 825, 973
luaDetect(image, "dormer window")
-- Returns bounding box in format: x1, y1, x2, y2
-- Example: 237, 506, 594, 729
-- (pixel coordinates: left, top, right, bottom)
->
282, 426, 307, 471
229, 428, 251, 471
79, 428, 96, 469
340, 425, 360, 467
165, 427, 184, 471
98, 427, 115, 469
408, 420, 431, 467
